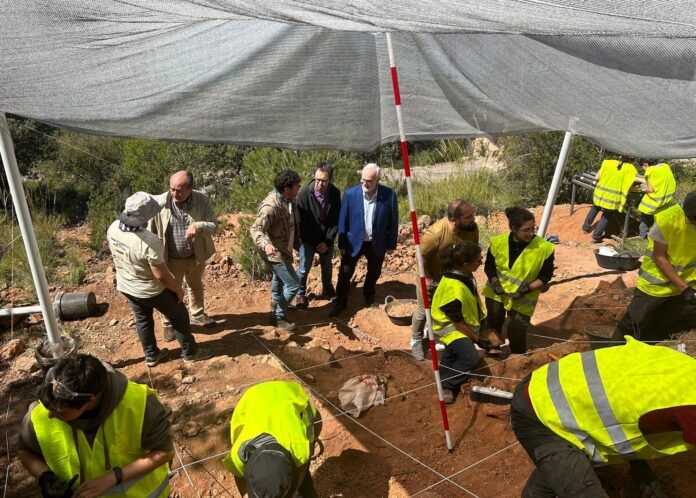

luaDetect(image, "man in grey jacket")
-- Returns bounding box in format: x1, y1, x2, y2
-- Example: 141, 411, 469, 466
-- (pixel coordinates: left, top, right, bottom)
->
250, 170, 302, 331
150, 170, 218, 341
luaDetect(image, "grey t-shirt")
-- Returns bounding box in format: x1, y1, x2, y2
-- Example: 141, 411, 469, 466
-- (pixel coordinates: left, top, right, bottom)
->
19, 363, 173, 455
648, 223, 668, 245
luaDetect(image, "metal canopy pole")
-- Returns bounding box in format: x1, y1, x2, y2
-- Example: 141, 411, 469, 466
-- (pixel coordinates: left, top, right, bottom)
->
538, 131, 573, 238
0, 113, 63, 353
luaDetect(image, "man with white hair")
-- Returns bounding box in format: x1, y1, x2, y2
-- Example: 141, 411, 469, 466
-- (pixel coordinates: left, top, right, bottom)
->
107, 192, 213, 366
330, 163, 398, 316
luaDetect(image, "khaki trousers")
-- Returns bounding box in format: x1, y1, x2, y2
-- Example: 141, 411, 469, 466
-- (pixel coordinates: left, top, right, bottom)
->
162, 256, 206, 325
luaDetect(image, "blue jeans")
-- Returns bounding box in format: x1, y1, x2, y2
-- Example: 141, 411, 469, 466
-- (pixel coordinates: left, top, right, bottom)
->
296, 243, 335, 297
270, 261, 300, 319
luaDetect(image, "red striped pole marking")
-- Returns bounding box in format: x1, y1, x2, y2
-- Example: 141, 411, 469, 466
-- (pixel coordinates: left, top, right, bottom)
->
386, 33, 453, 450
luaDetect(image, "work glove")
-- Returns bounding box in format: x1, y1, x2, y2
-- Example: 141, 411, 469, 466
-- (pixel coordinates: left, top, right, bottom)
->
476, 337, 492, 352
38, 471, 78, 498
508, 283, 531, 300
489, 278, 505, 295
683, 287, 696, 306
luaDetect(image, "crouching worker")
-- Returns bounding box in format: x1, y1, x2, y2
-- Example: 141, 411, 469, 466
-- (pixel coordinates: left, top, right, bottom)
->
18, 354, 173, 498
224, 381, 322, 498
511, 337, 696, 498
431, 242, 502, 404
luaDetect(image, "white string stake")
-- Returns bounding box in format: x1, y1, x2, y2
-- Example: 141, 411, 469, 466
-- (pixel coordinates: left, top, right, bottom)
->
174, 444, 199, 497
251, 334, 480, 498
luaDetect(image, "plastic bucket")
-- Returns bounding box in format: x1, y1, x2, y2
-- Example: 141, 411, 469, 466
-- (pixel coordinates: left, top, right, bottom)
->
34, 336, 78, 373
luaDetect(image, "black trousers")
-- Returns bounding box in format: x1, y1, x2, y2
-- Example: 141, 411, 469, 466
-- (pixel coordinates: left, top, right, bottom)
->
439, 337, 481, 392
335, 241, 385, 306
485, 297, 531, 354
612, 288, 687, 343
582, 205, 621, 241
511, 377, 608, 498
122, 289, 197, 358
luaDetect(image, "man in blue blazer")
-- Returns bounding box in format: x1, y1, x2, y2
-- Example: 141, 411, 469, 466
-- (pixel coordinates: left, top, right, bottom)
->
330, 163, 399, 316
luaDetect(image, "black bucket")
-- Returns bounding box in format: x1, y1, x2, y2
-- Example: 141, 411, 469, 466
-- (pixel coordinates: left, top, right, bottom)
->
54, 292, 97, 320
34, 336, 78, 374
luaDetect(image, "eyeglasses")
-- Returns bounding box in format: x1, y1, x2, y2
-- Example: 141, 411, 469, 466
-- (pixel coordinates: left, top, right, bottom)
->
516, 226, 537, 234
314, 178, 329, 183
49, 369, 93, 400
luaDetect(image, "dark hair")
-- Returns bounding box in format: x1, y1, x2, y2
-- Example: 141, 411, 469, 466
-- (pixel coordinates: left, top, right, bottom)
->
505, 206, 535, 229
314, 162, 333, 181
38, 354, 107, 412
274, 170, 301, 193
439, 241, 481, 272
684, 191, 696, 220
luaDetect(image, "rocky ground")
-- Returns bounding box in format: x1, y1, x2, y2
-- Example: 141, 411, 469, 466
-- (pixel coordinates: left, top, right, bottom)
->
1, 204, 695, 497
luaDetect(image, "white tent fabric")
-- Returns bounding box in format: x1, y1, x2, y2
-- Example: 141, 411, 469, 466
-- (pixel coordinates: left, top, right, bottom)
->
2, 1, 696, 156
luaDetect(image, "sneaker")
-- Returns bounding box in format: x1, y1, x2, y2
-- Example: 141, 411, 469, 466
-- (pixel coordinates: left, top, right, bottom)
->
328, 303, 346, 317
163, 325, 176, 343
145, 348, 170, 367
190, 313, 216, 327
183, 346, 214, 363
442, 388, 455, 405
294, 295, 308, 310
276, 318, 298, 331
411, 341, 425, 361
591, 237, 603, 244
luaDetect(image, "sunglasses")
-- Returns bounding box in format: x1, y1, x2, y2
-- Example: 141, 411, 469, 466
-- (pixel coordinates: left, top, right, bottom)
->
48, 368, 93, 400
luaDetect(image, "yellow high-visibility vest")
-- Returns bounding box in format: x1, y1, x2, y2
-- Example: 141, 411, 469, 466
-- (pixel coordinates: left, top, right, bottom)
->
638, 163, 676, 215
529, 337, 696, 465
223, 382, 317, 477
593, 159, 638, 213
31, 382, 169, 497
482, 234, 554, 316
430, 274, 484, 345
637, 203, 696, 297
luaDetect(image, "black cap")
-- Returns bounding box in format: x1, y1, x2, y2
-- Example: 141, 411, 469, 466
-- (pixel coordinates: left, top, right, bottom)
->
245, 443, 296, 498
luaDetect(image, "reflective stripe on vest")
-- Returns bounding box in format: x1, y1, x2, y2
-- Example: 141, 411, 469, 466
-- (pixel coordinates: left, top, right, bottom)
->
637, 204, 696, 297
481, 234, 554, 316
430, 275, 483, 345
592, 160, 637, 212
638, 164, 676, 215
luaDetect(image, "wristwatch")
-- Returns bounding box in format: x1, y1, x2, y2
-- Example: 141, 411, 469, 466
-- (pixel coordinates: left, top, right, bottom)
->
113, 466, 123, 486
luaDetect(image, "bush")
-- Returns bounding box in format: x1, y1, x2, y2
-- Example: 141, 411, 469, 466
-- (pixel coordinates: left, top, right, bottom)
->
393, 168, 514, 222
0, 212, 63, 297
87, 190, 122, 252
233, 217, 272, 281
62, 246, 87, 287
410, 139, 472, 166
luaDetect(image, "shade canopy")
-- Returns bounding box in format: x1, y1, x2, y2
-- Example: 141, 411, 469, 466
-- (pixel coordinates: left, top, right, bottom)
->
2, 1, 696, 157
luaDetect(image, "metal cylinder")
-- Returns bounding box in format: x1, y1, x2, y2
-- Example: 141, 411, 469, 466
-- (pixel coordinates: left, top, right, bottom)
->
55, 291, 97, 320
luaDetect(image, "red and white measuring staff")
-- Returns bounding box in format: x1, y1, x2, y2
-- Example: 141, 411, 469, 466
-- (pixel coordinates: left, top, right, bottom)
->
386, 32, 453, 451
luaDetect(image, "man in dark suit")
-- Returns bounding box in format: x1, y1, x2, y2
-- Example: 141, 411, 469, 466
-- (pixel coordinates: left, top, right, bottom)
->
295, 162, 341, 309
330, 163, 398, 316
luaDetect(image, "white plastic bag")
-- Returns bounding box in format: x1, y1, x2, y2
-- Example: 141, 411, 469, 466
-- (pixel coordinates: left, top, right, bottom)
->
338, 374, 386, 417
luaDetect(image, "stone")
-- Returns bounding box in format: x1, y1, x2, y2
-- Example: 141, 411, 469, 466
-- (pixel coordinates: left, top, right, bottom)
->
176, 385, 188, 394
286, 341, 299, 348
109, 319, 119, 326
181, 375, 196, 385
305, 374, 315, 382
15, 355, 38, 373
0, 338, 25, 361
183, 421, 202, 437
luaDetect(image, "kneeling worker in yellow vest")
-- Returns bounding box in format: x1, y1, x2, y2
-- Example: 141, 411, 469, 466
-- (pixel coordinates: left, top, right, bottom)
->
511, 337, 696, 498
612, 191, 696, 343
18, 354, 173, 498
224, 381, 322, 498
431, 242, 502, 404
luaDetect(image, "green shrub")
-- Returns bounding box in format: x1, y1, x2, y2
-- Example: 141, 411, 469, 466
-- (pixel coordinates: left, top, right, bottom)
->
62, 245, 87, 287
392, 168, 514, 222
410, 139, 472, 166
0, 212, 62, 297
672, 161, 696, 201
233, 217, 272, 281
87, 190, 122, 252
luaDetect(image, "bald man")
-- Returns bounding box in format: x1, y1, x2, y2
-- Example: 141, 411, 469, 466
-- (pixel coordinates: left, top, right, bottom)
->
150, 170, 218, 340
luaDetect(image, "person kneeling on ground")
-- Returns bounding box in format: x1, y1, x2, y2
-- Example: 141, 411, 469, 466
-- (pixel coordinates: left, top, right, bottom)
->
511, 337, 696, 498
224, 381, 322, 498
430, 242, 502, 404
18, 354, 173, 498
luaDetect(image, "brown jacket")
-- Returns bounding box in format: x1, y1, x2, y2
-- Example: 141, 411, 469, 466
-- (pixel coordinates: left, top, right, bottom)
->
250, 190, 301, 264
149, 190, 217, 264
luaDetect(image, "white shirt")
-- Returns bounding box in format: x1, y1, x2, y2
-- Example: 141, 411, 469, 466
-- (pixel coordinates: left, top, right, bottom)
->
363, 190, 377, 241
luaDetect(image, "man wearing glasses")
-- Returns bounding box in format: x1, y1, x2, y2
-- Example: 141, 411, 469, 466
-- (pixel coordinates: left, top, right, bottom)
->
613, 190, 696, 342
330, 163, 398, 316
295, 162, 341, 309
18, 354, 173, 498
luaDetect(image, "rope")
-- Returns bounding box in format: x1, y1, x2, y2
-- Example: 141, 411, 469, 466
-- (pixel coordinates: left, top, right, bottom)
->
250, 334, 480, 498
177, 440, 233, 498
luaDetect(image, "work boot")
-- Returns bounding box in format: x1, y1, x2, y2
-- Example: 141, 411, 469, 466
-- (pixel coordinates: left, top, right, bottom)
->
275, 318, 297, 331
442, 388, 455, 405
320, 288, 336, 301
329, 303, 346, 317
411, 341, 425, 361
294, 295, 308, 310
163, 325, 176, 342
145, 348, 170, 367
191, 313, 216, 327
183, 346, 214, 363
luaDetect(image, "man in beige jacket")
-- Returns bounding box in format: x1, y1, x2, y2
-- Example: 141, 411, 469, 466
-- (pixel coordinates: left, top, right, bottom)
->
150, 170, 218, 341
250, 170, 302, 331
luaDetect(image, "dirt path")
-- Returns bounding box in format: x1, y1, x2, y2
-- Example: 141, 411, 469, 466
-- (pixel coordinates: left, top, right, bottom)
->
1, 207, 694, 497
